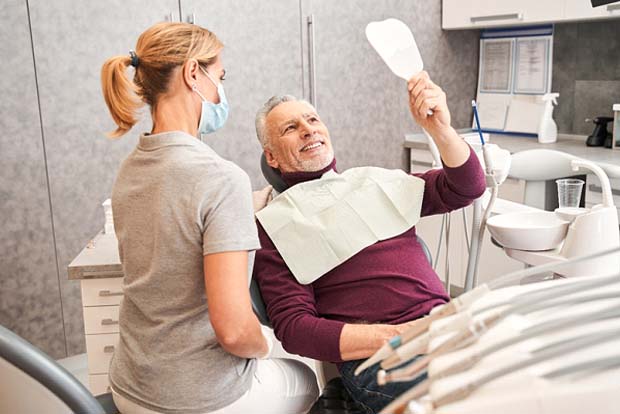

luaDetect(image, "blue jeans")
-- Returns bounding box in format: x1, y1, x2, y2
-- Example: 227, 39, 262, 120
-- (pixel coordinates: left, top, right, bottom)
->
338, 357, 426, 414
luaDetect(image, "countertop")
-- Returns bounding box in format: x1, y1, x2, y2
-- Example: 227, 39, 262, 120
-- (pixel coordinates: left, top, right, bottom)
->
68, 231, 122, 280
404, 131, 620, 178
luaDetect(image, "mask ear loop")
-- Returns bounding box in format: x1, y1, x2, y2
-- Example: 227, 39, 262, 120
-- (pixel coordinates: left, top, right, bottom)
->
192, 83, 208, 102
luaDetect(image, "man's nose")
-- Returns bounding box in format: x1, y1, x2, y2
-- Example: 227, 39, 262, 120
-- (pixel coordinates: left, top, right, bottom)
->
299, 120, 315, 139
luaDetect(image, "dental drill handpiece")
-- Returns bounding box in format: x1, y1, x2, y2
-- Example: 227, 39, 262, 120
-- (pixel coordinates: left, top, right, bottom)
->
355, 285, 491, 376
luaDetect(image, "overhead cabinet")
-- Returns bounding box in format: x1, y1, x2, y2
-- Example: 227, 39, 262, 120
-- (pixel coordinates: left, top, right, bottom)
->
443, 0, 620, 29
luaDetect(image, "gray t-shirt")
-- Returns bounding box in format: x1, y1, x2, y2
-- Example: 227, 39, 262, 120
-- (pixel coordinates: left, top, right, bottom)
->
109, 131, 260, 413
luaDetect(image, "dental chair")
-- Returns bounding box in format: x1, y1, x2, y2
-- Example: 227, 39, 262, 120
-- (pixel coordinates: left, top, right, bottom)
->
0, 324, 118, 414
252, 155, 433, 414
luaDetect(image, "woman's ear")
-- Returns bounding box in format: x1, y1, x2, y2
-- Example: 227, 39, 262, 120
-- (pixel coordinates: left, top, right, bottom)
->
183, 59, 201, 90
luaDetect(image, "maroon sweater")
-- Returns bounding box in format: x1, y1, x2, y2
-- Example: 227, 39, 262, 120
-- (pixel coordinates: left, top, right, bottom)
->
253, 148, 486, 362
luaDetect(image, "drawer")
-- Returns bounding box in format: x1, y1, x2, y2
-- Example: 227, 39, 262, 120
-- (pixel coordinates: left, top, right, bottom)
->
89, 374, 112, 396
85, 333, 119, 374
81, 278, 124, 306
83, 306, 120, 334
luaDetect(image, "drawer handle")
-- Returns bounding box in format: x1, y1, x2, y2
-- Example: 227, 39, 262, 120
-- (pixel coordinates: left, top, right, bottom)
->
103, 345, 115, 353
470, 12, 523, 23
99, 290, 123, 297
101, 318, 119, 326
82, 270, 124, 278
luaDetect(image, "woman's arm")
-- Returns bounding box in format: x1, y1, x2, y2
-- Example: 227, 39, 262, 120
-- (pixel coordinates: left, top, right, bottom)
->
204, 250, 268, 359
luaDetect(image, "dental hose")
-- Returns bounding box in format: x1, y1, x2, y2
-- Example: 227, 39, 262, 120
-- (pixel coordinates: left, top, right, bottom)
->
464, 100, 498, 291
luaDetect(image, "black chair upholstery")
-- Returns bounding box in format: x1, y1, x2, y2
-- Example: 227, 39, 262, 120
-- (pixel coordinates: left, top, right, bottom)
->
0, 324, 118, 414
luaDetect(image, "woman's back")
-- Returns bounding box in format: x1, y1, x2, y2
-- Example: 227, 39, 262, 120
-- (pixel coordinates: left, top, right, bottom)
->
109, 131, 259, 412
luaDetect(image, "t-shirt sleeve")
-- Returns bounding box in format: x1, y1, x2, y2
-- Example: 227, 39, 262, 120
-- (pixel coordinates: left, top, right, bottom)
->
195, 164, 261, 256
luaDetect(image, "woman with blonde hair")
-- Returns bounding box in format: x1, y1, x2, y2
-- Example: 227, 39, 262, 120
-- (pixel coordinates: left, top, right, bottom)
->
101, 22, 318, 414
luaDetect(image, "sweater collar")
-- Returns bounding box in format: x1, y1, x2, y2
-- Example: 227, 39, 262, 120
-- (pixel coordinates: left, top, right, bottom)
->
280, 158, 338, 187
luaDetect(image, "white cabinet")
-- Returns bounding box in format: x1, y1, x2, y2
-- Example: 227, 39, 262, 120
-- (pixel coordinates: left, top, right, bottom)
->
443, 0, 620, 29
564, 0, 620, 21
443, 0, 562, 29
80, 277, 123, 395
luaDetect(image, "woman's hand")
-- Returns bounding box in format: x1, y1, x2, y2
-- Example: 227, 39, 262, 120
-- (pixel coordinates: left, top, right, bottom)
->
407, 71, 471, 167
407, 71, 451, 138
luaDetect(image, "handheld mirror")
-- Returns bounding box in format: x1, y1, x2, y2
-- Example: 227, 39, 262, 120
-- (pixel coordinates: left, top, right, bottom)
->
365, 18, 423, 81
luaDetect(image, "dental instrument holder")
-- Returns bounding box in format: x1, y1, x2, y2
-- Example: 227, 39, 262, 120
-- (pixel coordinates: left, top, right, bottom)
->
463, 101, 500, 291
504, 159, 620, 278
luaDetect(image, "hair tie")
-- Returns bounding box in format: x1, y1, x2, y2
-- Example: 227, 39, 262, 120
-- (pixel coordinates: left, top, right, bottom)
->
129, 50, 139, 68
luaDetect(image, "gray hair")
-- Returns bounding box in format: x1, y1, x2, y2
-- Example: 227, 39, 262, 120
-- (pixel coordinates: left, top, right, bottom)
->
255, 95, 315, 149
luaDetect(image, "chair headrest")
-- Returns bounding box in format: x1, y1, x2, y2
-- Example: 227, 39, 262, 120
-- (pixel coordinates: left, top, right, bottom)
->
260, 153, 289, 193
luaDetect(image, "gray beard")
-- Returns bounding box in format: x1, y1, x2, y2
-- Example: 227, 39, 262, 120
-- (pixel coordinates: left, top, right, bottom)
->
296, 148, 334, 172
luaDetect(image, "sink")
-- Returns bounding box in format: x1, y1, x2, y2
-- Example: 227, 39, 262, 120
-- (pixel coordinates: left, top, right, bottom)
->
487, 211, 570, 251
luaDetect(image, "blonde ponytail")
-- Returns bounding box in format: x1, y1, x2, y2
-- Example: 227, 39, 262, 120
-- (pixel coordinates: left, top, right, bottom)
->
101, 22, 223, 138
101, 55, 142, 138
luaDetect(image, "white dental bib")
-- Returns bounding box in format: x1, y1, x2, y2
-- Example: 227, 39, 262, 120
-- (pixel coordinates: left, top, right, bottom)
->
256, 167, 425, 284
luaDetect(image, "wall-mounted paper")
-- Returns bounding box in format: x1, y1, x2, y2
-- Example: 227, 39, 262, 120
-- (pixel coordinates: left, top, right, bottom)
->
480, 39, 513, 93
514, 37, 550, 94
504, 97, 546, 134
477, 93, 510, 130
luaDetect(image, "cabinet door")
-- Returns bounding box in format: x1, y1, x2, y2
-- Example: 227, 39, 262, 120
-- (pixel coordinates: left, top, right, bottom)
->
444, 0, 564, 29
301, 0, 409, 172
28, 0, 179, 356
302, 0, 478, 169
564, 0, 620, 22
0, 0, 65, 359
179, 0, 303, 188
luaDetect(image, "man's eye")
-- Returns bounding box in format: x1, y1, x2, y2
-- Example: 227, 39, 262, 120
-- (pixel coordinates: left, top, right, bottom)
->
284, 125, 295, 132
309, 117, 318, 122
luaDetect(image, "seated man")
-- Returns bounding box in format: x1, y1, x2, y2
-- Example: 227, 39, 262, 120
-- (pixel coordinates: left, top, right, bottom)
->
252, 72, 486, 413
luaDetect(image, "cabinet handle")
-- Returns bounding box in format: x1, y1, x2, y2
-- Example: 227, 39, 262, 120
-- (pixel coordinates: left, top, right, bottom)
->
99, 290, 123, 297
470, 13, 523, 23
82, 270, 123, 278
103, 345, 115, 353
588, 184, 620, 197
101, 318, 119, 326
187, 13, 196, 24
307, 15, 317, 108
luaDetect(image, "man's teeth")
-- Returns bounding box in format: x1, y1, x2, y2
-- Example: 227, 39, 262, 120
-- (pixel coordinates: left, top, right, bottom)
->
301, 142, 322, 151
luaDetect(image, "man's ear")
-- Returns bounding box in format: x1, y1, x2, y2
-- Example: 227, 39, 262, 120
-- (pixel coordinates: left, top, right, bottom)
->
264, 149, 279, 169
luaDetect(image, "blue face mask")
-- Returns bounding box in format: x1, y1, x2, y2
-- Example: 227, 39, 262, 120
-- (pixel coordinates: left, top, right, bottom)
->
193, 68, 229, 136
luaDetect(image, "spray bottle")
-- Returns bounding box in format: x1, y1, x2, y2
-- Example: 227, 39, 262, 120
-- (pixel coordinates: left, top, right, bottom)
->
538, 93, 560, 144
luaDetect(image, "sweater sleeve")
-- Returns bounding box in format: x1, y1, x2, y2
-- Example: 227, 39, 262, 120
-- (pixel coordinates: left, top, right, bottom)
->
414, 146, 486, 217
253, 222, 345, 362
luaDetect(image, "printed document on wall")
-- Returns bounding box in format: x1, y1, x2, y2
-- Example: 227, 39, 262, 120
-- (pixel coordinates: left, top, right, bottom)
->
514, 37, 550, 94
